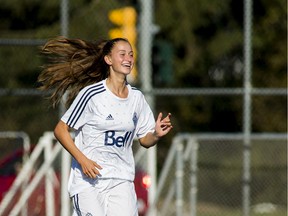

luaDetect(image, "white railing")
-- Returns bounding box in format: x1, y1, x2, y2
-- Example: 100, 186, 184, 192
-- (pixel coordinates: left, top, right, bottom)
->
147, 134, 199, 216
0, 132, 31, 216
0, 132, 62, 216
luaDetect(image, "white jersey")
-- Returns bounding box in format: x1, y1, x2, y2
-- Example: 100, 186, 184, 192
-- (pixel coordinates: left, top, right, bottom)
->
61, 79, 155, 197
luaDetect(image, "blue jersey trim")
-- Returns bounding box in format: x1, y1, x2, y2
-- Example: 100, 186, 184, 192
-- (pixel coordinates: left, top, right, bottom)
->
72, 194, 82, 216
131, 87, 141, 91
67, 83, 105, 128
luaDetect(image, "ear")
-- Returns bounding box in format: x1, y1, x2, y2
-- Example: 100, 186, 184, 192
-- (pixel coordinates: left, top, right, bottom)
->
104, 55, 112, 65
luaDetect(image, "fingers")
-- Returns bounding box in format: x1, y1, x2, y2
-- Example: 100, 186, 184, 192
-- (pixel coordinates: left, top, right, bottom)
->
84, 167, 99, 179
94, 163, 102, 170
160, 123, 173, 131
156, 112, 173, 135
163, 113, 172, 123
82, 160, 102, 179
160, 113, 172, 126
157, 112, 163, 122
158, 112, 171, 122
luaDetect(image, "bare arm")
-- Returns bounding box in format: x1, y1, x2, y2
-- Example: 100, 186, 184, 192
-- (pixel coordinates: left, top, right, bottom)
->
139, 113, 173, 148
54, 120, 102, 178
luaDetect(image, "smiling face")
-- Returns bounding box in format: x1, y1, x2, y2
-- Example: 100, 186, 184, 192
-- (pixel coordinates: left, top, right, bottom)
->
104, 40, 134, 77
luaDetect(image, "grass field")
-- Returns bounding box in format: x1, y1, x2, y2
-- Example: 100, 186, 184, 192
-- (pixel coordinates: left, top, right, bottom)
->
161, 202, 287, 216
196, 202, 287, 216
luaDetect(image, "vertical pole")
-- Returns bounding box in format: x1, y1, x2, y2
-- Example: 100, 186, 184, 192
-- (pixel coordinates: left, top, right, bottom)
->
45, 138, 55, 216
242, 0, 253, 216
60, 1, 70, 216
175, 142, 184, 216
139, 0, 154, 101
190, 139, 198, 216
60, 0, 69, 37
138, 0, 156, 215
21, 133, 30, 216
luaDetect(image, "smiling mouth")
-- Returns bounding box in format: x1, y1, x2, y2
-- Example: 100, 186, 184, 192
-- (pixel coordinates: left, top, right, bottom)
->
122, 63, 132, 69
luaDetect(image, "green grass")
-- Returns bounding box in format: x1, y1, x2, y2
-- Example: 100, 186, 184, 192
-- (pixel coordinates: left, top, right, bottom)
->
196, 205, 287, 216
187, 202, 287, 216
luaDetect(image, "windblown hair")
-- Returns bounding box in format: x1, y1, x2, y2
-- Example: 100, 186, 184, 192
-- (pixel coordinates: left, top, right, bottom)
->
38, 36, 128, 108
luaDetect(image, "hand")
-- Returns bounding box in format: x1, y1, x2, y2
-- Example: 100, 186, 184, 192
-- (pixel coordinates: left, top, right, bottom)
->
79, 156, 102, 179
154, 112, 173, 138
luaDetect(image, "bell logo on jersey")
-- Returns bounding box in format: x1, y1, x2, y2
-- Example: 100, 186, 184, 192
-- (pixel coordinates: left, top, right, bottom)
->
104, 130, 132, 147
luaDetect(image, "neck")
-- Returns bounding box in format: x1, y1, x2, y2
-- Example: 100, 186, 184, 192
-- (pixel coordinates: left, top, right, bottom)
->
106, 77, 128, 98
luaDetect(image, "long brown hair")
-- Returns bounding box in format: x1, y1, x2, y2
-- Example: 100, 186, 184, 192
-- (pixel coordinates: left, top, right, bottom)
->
38, 36, 129, 108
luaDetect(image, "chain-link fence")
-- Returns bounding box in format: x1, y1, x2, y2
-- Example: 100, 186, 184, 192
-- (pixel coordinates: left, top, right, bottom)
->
0, 0, 286, 216
148, 133, 287, 216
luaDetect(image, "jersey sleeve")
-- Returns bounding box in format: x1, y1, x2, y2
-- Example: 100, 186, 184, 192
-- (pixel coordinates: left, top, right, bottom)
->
136, 94, 155, 139
61, 88, 95, 130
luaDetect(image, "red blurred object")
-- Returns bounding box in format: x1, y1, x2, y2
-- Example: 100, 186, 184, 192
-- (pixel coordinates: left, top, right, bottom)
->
0, 148, 28, 201
134, 167, 150, 216
141, 174, 151, 189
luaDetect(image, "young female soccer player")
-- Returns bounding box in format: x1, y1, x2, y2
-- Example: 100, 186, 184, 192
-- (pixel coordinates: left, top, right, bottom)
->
38, 37, 173, 215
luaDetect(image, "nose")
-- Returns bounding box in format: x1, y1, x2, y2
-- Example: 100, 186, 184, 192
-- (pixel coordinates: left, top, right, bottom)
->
125, 54, 134, 62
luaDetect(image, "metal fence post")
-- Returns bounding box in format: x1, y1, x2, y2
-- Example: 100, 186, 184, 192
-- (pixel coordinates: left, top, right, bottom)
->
59, 1, 70, 214
243, 0, 253, 215
189, 138, 198, 216
45, 137, 55, 216
176, 141, 184, 216
138, 0, 157, 215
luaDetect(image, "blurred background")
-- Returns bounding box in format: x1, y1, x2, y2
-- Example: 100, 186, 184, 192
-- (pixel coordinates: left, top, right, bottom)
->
0, 0, 286, 216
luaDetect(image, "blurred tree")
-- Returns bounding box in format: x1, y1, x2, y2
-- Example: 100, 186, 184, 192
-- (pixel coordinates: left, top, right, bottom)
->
0, 0, 59, 34
152, 39, 174, 86
153, 0, 286, 133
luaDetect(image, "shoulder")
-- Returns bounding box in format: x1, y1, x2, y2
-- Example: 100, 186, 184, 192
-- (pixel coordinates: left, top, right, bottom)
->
73, 80, 106, 106
130, 85, 143, 95
79, 80, 106, 97
128, 85, 147, 102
